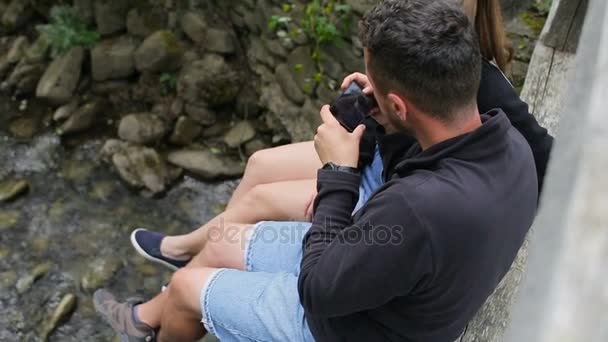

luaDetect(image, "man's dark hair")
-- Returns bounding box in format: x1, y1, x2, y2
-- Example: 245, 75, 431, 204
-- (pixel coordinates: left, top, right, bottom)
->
359, 0, 482, 122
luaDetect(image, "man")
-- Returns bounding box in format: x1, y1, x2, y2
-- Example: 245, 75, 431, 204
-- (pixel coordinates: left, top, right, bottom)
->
94, 0, 538, 341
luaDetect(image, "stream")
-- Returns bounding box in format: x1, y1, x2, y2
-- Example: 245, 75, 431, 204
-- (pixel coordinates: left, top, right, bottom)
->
0, 97, 235, 341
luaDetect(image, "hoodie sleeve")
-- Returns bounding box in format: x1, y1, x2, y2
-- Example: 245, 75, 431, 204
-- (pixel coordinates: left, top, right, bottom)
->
478, 61, 554, 192
298, 171, 433, 317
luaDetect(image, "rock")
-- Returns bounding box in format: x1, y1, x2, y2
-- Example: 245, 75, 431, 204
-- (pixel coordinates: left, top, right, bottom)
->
58, 100, 103, 135
506, 16, 536, 39
178, 54, 241, 107
1, 0, 33, 30
23, 34, 50, 64
248, 37, 276, 68
74, 0, 94, 25
0, 179, 29, 202
316, 81, 338, 104
260, 82, 315, 142
170, 116, 202, 145
5, 36, 28, 64
91, 36, 139, 81
166, 97, 183, 118
244, 138, 268, 157
0, 210, 20, 231
3, 61, 46, 95
94, 0, 130, 36
184, 103, 216, 126
262, 38, 289, 59
40, 293, 77, 341
344, 0, 376, 15
81, 257, 122, 291
235, 87, 262, 118
167, 150, 244, 180
224, 121, 256, 148
321, 40, 365, 74
0, 271, 17, 292
36, 47, 84, 105
202, 121, 232, 138
0, 36, 28, 79
53, 99, 79, 122
126, 7, 168, 38
103, 140, 182, 194
302, 98, 323, 130
134, 30, 184, 73
16, 262, 52, 294
9, 116, 40, 139
275, 63, 306, 104
181, 11, 207, 44
118, 113, 169, 144
321, 56, 345, 81
206, 28, 236, 54
287, 46, 316, 93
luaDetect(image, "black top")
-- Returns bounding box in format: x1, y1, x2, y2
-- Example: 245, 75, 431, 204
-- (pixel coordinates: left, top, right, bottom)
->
362, 60, 553, 193
299, 110, 538, 342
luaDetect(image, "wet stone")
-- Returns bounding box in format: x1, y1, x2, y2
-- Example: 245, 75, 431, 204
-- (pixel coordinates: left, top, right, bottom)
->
40, 293, 77, 341
0, 210, 20, 230
60, 159, 95, 182
0, 178, 29, 202
16, 262, 53, 294
30, 237, 50, 253
8, 116, 40, 138
80, 257, 123, 291
0, 271, 18, 292
223, 121, 256, 148
90, 181, 116, 201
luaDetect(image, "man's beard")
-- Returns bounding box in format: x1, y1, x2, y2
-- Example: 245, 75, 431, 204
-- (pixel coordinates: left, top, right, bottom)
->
385, 109, 413, 136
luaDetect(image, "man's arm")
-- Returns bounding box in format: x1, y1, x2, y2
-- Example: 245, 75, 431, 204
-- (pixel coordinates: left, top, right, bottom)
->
298, 178, 433, 318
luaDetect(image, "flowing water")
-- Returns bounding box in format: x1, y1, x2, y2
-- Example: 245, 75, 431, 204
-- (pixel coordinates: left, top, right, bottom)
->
0, 97, 236, 341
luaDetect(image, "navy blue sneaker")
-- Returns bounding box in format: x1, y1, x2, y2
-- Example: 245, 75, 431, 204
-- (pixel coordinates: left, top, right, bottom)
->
130, 228, 190, 271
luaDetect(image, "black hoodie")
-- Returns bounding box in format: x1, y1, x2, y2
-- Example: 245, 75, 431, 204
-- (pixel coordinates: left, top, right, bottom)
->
298, 110, 538, 342
364, 60, 553, 193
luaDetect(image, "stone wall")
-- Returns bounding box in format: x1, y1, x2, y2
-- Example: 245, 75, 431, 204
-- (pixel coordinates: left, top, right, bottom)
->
0, 0, 373, 195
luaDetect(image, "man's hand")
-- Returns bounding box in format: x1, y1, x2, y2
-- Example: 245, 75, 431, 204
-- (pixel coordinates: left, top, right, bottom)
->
314, 105, 366, 168
341, 72, 374, 94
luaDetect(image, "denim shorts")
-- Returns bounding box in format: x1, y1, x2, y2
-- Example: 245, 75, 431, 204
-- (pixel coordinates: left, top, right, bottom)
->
354, 145, 385, 213
200, 221, 315, 342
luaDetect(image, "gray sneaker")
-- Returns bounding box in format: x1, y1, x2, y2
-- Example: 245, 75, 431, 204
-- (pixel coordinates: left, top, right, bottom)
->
93, 289, 156, 342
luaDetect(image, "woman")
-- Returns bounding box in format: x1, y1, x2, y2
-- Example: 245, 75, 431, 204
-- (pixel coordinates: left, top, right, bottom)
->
130, 0, 553, 269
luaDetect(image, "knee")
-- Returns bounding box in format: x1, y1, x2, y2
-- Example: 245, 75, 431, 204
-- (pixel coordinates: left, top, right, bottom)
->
243, 148, 275, 183
168, 269, 200, 313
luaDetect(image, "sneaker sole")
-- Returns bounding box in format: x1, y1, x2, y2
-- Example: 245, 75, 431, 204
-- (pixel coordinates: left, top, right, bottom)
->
130, 228, 180, 271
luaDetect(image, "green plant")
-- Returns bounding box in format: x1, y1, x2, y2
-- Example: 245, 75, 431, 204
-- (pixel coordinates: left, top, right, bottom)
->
268, 1, 352, 92
160, 72, 178, 95
532, 0, 552, 15
37, 6, 100, 57
268, 15, 292, 32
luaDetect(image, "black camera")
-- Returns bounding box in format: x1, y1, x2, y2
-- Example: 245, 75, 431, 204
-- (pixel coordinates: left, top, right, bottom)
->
330, 82, 378, 132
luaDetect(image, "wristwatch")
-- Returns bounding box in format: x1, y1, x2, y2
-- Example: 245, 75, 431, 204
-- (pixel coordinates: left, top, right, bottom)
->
322, 162, 360, 175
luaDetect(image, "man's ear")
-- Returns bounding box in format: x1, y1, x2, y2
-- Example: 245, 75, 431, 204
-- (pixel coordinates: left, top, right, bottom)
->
387, 93, 408, 121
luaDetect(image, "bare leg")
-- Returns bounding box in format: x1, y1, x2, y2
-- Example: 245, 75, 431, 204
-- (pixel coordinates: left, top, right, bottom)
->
162, 179, 316, 259
227, 141, 320, 208
136, 268, 217, 342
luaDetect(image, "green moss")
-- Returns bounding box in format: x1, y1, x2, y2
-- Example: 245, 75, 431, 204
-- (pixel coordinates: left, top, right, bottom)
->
520, 12, 547, 35
159, 30, 183, 55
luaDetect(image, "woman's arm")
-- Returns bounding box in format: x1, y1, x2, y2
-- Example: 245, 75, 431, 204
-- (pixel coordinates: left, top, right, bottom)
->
477, 60, 554, 193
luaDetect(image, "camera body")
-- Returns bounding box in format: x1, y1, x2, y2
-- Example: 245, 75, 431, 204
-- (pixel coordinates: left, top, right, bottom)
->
330, 83, 378, 132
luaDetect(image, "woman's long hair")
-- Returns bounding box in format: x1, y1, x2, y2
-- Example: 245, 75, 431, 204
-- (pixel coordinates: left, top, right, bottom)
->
475, 0, 514, 72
